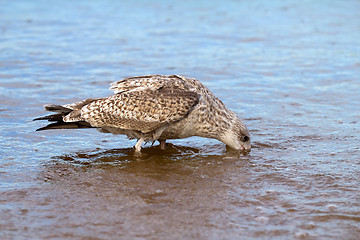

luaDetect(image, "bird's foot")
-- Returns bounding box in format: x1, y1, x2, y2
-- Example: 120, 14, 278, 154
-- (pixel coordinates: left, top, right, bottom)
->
159, 139, 166, 150
134, 138, 145, 152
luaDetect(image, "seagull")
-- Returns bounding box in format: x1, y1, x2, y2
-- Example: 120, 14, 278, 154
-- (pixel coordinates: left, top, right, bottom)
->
34, 75, 251, 152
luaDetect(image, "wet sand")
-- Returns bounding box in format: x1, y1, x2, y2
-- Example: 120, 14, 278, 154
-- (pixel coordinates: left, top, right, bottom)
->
1, 1, 359, 239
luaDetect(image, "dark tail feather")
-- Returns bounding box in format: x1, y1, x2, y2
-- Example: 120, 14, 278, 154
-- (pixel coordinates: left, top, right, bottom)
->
33, 113, 64, 122
34, 104, 93, 131
36, 121, 92, 131
44, 104, 72, 113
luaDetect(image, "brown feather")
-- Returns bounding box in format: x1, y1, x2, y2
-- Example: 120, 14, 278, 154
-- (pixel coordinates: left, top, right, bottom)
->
82, 88, 199, 133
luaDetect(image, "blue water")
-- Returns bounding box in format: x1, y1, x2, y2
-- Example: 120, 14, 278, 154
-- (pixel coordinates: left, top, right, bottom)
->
1, 0, 359, 239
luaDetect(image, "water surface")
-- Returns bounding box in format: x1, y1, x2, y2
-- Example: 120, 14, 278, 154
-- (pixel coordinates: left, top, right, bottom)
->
1, 0, 359, 239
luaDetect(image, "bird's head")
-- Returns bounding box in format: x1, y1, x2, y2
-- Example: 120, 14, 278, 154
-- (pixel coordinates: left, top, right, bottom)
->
220, 117, 251, 152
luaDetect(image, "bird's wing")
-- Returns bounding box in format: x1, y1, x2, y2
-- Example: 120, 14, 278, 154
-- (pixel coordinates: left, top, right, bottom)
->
109, 75, 196, 94
81, 88, 200, 133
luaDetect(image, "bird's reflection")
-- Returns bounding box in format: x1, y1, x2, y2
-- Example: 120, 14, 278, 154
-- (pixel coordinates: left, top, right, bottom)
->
40, 143, 253, 217
42, 143, 251, 183
51, 143, 205, 166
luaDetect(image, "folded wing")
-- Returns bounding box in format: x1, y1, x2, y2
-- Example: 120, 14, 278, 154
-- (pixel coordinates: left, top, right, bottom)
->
110, 75, 197, 94
81, 88, 199, 133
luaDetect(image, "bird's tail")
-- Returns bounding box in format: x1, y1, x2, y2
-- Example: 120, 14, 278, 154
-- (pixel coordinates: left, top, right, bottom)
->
33, 104, 93, 131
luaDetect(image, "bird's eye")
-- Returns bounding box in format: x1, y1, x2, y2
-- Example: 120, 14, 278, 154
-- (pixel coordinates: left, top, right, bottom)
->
243, 136, 250, 142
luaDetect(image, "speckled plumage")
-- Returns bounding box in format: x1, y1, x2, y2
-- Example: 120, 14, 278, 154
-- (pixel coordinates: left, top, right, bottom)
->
34, 75, 251, 152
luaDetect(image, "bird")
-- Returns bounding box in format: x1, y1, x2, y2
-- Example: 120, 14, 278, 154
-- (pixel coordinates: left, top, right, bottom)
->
34, 75, 251, 152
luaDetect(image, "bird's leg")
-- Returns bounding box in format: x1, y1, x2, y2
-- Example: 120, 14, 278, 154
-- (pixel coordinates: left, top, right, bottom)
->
159, 139, 166, 150
134, 138, 145, 152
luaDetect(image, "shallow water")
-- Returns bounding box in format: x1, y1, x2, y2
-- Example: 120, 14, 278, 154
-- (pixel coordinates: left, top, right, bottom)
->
1, 0, 360, 239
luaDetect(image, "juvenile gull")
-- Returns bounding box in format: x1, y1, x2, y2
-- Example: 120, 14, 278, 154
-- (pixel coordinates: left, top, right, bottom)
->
34, 75, 251, 152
